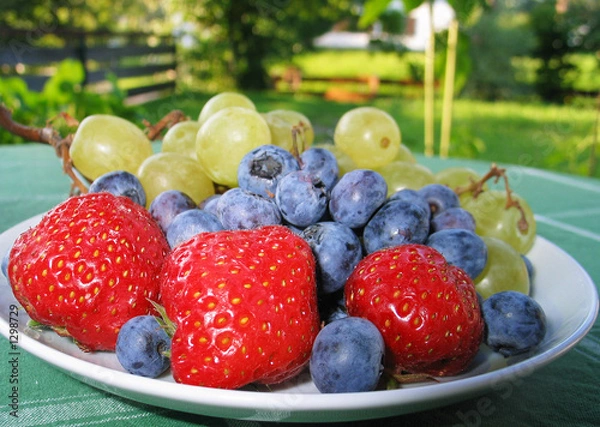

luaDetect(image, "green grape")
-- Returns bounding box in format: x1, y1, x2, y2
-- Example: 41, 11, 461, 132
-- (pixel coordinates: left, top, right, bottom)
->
462, 190, 536, 254
474, 236, 530, 299
334, 107, 400, 169
137, 152, 215, 208
162, 120, 201, 160
375, 161, 435, 196
393, 143, 416, 164
263, 109, 314, 152
196, 106, 271, 188
261, 113, 294, 152
434, 167, 481, 191
198, 92, 256, 126
314, 143, 357, 176
70, 114, 153, 181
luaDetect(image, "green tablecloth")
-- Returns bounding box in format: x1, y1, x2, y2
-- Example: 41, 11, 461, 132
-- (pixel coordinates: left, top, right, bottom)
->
0, 143, 598, 426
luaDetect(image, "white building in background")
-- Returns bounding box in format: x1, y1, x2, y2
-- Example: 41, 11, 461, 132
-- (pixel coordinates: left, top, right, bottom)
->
313, 0, 455, 52
313, 31, 371, 50
398, 0, 455, 51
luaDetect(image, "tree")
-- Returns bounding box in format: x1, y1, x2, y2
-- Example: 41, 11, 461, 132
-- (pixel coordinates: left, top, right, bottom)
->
0, 0, 171, 35
461, 3, 534, 101
2, 0, 354, 91
530, 1, 576, 102
530, 0, 600, 103
180, 0, 354, 90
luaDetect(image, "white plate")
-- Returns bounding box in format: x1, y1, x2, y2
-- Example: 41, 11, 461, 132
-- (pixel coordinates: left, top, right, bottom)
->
0, 214, 598, 423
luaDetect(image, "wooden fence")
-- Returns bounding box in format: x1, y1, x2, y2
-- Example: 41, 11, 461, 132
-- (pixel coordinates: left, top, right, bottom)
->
0, 29, 176, 103
272, 66, 435, 103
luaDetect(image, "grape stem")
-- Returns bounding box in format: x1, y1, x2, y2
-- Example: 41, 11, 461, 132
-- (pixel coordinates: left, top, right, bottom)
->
0, 103, 188, 196
142, 110, 188, 140
290, 121, 309, 166
0, 104, 88, 195
454, 163, 529, 234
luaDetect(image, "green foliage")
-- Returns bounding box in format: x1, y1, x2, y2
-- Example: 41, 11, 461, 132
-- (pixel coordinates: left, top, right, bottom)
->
529, 1, 575, 103
529, 0, 600, 103
378, 8, 406, 35
359, 0, 394, 29
402, 0, 425, 12
179, 0, 352, 90
40, 59, 85, 106
0, 0, 171, 34
0, 59, 134, 144
446, 0, 487, 24
462, 6, 534, 100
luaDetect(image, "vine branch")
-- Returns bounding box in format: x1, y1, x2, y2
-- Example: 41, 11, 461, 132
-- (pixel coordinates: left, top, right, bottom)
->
455, 163, 529, 234
142, 109, 188, 140
0, 104, 88, 195
0, 103, 187, 196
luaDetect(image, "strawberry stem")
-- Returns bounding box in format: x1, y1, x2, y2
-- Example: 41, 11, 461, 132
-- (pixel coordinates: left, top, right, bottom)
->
27, 319, 49, 330
384, 368, 439, 388
148, 299, 177, 338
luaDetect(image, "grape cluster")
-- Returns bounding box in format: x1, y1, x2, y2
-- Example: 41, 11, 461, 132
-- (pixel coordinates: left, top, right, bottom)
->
73, 92, 545, 392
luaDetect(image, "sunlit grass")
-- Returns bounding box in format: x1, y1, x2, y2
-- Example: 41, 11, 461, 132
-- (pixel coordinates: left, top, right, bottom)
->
270, 49, 599, 93
279, 50, 422, 80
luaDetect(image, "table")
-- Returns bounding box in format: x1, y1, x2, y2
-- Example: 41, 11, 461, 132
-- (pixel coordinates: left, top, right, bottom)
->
0, 142, 598, 427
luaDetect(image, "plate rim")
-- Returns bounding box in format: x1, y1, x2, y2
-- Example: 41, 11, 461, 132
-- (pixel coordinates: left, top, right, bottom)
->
0, 213, 598, 422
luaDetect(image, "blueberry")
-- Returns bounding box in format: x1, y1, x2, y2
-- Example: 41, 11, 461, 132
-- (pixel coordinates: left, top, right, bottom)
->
310, 317, 385, 393
300, 147, 339, 190
326, 303, 349, 324
430, 207, 476, 233
89, 170, 146, 207
418, 183, 460, 216
318, 290, 349, 325
216, 187, 282, 230
149, 190, 197, 234
116, 315, 171, 378
388, 188, 431, 218
198, 194, 221, 216
275, 170, 328, 227
166, 209, 224, 248
301, 222, 363, 294
237, 144, 300, 198
363, 200, 430, 254
426, 229, 487, 279
521, 254, 535, 283
329, 169, 387, 229
285, 224, 304, 235
482, 291, 547, 357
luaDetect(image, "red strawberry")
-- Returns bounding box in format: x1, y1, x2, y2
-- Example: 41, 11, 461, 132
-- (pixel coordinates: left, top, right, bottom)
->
159, 225, 320, 389
345, 244, 483, 377
8, 193, 170, 351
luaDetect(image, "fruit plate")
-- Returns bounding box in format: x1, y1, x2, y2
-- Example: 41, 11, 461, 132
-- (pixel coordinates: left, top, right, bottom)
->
0, 214, 598, 423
